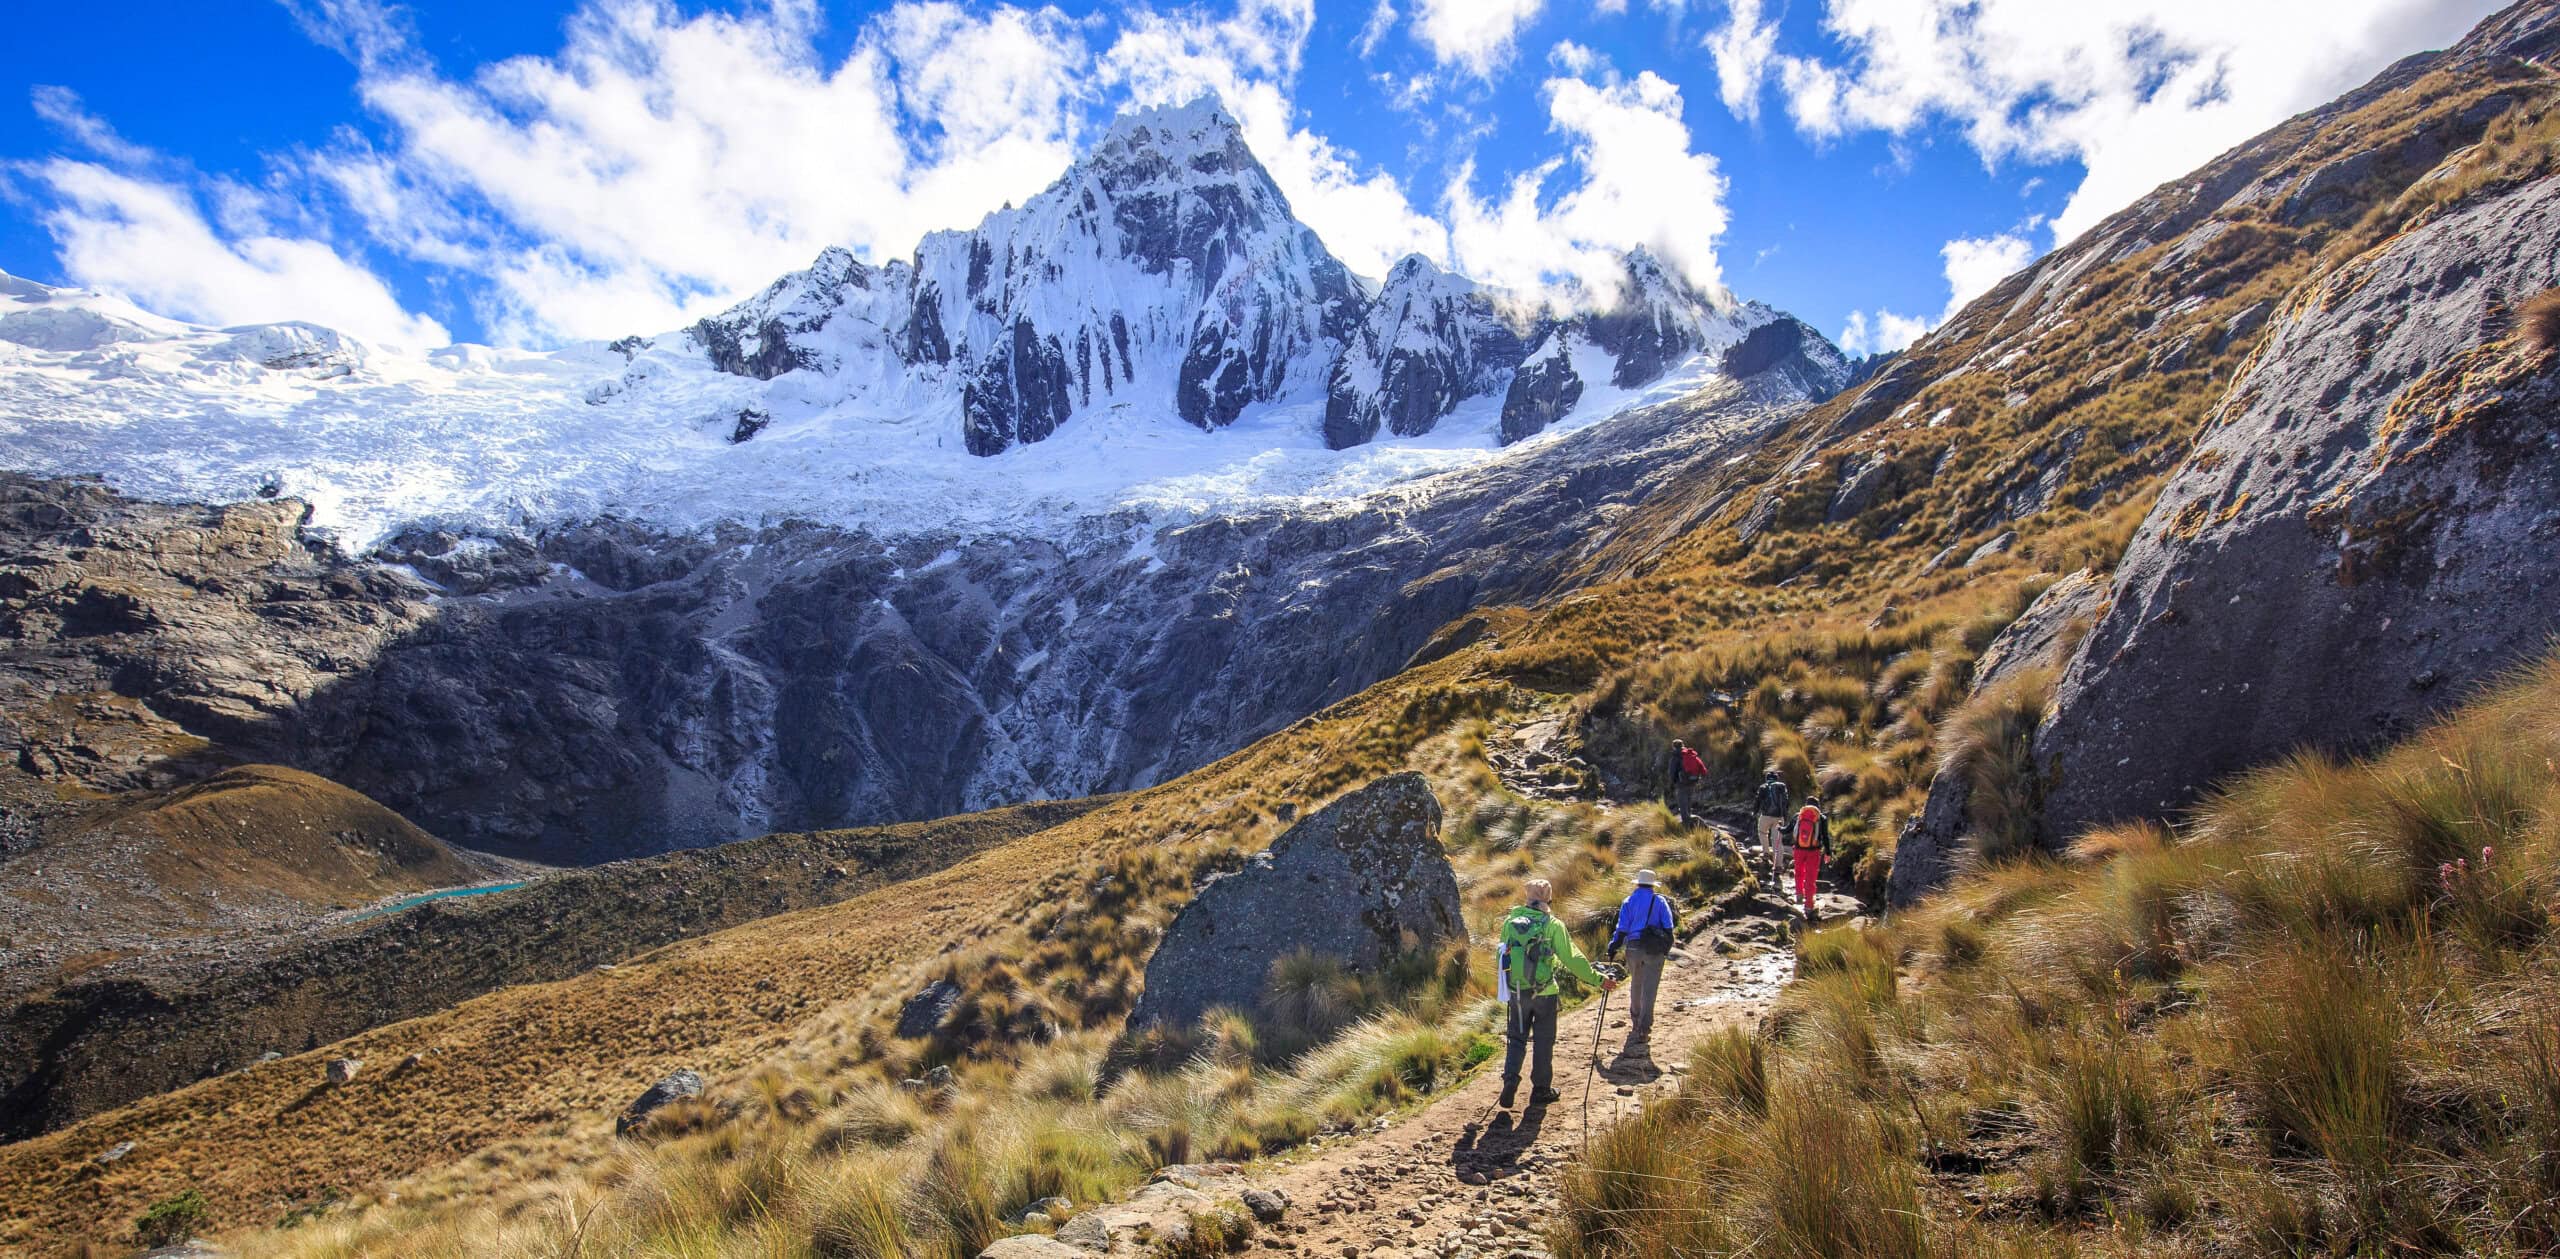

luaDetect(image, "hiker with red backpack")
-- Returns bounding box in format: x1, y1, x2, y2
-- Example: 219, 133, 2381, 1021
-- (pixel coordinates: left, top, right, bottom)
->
1665, 739, 1708, 824
1791, 797, 1835, 921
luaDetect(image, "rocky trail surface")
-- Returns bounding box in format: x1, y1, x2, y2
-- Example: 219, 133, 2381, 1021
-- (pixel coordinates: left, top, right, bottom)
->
1240, 831, 1859, 1259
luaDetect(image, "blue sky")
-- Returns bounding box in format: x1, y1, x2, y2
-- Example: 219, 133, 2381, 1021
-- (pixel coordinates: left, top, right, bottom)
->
0, 0, 2499, 353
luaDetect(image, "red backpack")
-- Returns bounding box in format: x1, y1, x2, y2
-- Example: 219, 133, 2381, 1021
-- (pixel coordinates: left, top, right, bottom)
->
1795, 805, 1823, 849
1679, 747, 1708, 778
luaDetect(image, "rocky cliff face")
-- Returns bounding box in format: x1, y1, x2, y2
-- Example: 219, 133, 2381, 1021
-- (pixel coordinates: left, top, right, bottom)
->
1321, 256, 1527, 449
683, 97, 1367, 456
2033, 171, 2560, 843
1878, 0, 2560, 901
0, 335, 1848, 865
0, 475, 433, 850
677, 98, 1817, 459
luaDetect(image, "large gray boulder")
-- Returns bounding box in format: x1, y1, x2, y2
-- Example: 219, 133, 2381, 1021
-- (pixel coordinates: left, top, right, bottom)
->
1888, 572, 2105, 905
1128, 773, 1462, 1033
2031, 172, 2560, 845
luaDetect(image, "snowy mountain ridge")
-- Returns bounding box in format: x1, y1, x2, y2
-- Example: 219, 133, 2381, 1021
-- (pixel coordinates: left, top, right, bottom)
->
0, 96, 1842, 554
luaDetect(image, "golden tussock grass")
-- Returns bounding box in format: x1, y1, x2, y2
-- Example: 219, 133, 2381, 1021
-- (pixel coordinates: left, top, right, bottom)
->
1555, 652, 2560, 1257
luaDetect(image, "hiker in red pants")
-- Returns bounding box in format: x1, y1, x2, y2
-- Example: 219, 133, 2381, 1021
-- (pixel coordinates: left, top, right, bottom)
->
1791, 797, 1834, 921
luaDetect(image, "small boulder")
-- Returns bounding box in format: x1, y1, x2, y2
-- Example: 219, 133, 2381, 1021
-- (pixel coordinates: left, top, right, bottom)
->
93, 1140, 135, 1166
1241, 1187, 1290, 1223
324, 1058, 362, 1086
1013, 1196, 1073, 1225
895, 979, 963, 1039
1126, 773, 1464, 1034
615, 1068, 705, 1137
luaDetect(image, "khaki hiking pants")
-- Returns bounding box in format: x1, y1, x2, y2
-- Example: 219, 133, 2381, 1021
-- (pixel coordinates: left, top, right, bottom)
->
1757, 814, 1788, 880
1624, 949, 1666, 1046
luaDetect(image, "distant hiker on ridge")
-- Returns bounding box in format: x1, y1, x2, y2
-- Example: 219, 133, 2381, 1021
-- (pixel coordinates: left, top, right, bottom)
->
1792, 796, 1835, 921
1754, 768, 1792, 888
1604, 869, 1677, 1056
1496, 878, 1615, 1108
1665, 739, 1707, 825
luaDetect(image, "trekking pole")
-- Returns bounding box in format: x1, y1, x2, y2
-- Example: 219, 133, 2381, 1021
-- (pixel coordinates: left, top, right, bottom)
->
1583, 963, 1624, 1152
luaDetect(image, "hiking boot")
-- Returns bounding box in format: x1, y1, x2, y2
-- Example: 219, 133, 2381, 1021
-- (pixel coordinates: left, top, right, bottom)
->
1498, 1080, 1518, 1108
1529, 1088, 1564, 1105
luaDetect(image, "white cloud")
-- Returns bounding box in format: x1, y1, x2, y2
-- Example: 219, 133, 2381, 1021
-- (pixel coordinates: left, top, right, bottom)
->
1939, 230, 2032, 313
1355, 1, 1398, 58
1768, 0, 2504, 242
28, 87, 155, 167
1837, 307, 1930, 356
1838, 226, 2037, 355
320, 0, 1089, 342
1702, 0, 1780, 122
1548, 40, 1608, 79
1446, 69, 1732, 303
1412, 0, 1547, 79
26, 160, 449, 348
17, 0, 1768, 347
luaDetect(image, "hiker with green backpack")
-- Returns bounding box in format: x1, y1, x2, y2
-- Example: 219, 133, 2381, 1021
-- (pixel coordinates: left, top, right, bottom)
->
1495, 878, 1617, 1108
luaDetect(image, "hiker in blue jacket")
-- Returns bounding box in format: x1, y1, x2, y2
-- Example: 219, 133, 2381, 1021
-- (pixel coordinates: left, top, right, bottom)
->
1604, 869, 1678, 1054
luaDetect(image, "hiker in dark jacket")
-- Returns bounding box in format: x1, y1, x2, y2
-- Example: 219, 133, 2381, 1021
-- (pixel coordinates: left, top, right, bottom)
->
1753, 769, 1792, 885
1604, 869, 1677, 1054
1665, 740, 1707, 824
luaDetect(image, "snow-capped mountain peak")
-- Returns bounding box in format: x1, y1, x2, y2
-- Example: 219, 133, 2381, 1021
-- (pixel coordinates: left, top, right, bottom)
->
0, 100, 1853, 555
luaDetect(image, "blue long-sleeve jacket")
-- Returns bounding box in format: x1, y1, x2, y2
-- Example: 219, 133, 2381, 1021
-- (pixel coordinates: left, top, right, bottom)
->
1607, 887, 1676, 953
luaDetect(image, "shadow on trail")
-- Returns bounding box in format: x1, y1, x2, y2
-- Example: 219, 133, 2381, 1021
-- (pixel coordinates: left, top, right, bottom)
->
1453, 1099, 1551, 1180
1601, 1044, 1663, 1084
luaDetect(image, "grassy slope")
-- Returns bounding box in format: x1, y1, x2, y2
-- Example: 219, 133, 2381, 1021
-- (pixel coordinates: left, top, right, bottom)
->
0, 642, 1523, 1252
13, 17, 2550, 1258
1554, 653, 2560, 1258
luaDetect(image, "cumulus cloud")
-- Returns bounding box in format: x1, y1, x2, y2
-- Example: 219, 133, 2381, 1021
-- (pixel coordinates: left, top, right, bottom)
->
316, 0, 1091, 342
1837, 308, 1930, 356
26, 160, 449, 347
1446, 68, 1732, 303
18, 0, 1759, 347
1839, 226, 2038, 356
1714, 0, 2499, 242
1412, 0, 1547, 79
1940, 230, 2033, 313
1702, 0, 1780, 122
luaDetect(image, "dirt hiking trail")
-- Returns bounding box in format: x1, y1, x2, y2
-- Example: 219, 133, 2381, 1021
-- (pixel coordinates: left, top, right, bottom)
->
1245, 824, 1861, 1258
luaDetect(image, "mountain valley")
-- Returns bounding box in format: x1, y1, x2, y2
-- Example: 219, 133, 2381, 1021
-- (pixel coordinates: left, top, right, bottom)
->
4, 3, 2560, 1256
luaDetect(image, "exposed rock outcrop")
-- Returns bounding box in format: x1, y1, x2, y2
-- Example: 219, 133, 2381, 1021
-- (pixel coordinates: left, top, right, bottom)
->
2032, 172, 2560, 844
1888, 572, 2106, 906
0, 364, 1821, 867
977, 1163, 1259, 1257
616, 1068, 703, 1136
1128, 773, 1460, 1033
1321, 255, 1526, 449
1498, 330, 1585, 445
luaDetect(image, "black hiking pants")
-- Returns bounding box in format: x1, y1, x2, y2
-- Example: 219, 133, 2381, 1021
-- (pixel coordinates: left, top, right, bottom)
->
1502, 993, 1561, 1092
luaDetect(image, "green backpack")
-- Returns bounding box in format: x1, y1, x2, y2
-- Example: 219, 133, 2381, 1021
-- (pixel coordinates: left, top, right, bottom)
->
1499, 907, 1557, 1000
